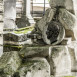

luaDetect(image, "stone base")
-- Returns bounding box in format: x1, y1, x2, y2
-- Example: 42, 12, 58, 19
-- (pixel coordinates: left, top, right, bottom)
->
13, 57, 50, 77
19, 45, 72, 76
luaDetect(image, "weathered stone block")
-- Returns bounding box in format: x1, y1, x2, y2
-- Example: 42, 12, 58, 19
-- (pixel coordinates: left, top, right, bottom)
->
58, 8, 77, 40
4, 32, 28, 42
19, 45, 51, 58
68, 41, 77, 72
49, 0, 77, 14
0, 51, 21, 76
13, 57, 50, 77
49, 46, 71, 76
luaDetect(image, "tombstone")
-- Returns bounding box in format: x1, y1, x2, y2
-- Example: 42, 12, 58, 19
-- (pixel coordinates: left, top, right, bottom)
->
4, 0, 16, 31
0, 0, 3, 57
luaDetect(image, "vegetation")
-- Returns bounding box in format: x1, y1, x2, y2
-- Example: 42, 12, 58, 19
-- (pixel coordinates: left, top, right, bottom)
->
14, 25, 34, 34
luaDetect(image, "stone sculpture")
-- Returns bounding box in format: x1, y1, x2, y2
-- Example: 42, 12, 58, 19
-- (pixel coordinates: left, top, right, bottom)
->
1, 0, 77, 77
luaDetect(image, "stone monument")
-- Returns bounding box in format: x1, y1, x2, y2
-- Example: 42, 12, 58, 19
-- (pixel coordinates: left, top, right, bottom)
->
1, 0, 77, 77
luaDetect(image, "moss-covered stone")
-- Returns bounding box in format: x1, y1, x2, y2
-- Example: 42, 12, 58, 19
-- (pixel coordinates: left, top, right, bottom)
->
13, 57, 50, 77
19, 45, 51, 58
0, 51, 21, 76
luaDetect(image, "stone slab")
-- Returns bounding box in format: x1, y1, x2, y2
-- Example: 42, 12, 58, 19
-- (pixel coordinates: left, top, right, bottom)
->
19, 45, 51, 58
4, 39, 32, 45
3, 33, 28, 42
49, 0, 77, 14
58, 8, 77, 40
32, 8, 65, 45
20, 45, 72, 76
0, 51, 21, 76
49, 46, 71, 76
13, 57, 50, 77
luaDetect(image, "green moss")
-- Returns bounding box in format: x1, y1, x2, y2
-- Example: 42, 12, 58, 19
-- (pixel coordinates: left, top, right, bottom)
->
14, 26, 34, 34
4, 45, 22, 49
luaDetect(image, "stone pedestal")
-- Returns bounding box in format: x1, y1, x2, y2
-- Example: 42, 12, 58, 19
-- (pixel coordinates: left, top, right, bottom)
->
19, 45, 72, 76
4, 0, 16, 30
0, 0, 3, 57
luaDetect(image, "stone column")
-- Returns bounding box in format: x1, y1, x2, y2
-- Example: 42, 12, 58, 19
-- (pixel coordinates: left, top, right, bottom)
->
4, 0, 16, 31
25, 0, 35, 26
17, 0, 35, 28
0, 0, 3, 57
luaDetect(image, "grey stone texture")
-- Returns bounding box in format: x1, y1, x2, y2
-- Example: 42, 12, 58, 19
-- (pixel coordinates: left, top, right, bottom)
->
13, 57, 50, 77
19, 45, 72, 77
49, 0, 77, 15
49, 46, 71, 76
4, 0, 16, 30
19, 45, 51, 58
31, 8, 65, 45
0, 51, 21, 76
58, 8, 77, 40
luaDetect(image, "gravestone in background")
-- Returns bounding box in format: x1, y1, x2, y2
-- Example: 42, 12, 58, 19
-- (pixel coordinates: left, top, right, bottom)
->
4, 0, 16, 30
